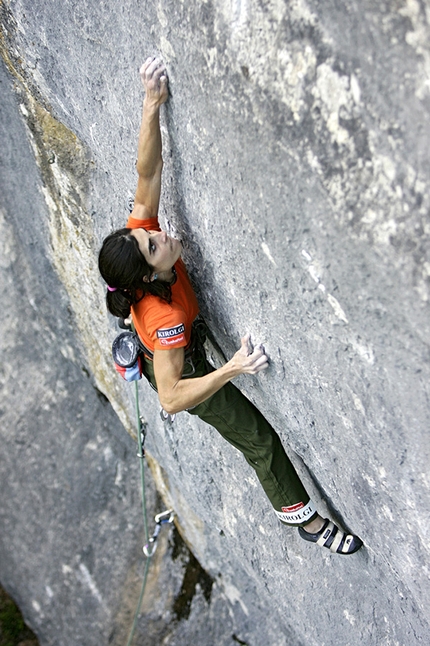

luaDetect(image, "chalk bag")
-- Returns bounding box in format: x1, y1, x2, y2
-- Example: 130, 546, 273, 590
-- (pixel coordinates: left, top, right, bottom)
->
112, 331, 141, 368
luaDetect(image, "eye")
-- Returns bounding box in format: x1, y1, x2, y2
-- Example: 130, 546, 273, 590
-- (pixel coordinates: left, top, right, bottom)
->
148, 235, 156, 254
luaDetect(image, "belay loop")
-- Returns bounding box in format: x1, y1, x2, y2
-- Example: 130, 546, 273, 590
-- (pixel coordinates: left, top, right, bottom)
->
143, 510, 175, 557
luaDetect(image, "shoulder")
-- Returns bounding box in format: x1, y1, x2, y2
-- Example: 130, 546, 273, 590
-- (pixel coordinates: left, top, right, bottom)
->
135, 293, 184, 330
134, 294, 188, 350
126, 212, 160, 231
134, 291, 173, 317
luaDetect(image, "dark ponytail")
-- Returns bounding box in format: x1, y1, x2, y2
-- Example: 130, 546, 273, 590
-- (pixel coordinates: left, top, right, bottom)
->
98, 228, 172, 318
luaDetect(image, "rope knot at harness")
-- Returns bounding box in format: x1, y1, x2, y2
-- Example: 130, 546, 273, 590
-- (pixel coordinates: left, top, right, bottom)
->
143, 510, 175, 557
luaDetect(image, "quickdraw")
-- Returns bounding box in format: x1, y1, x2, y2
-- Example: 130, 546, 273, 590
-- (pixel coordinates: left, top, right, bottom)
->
143, 510, 175, 557
137, 416, 147, 458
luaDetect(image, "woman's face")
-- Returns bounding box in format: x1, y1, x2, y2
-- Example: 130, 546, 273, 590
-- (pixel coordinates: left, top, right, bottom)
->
130, 228, 182, 276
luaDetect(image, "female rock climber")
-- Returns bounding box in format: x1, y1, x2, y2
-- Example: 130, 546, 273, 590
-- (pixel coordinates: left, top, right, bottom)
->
98, 57, 363, 556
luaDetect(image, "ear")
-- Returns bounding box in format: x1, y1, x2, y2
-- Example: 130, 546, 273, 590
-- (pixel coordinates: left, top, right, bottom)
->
142, 275, 150, 283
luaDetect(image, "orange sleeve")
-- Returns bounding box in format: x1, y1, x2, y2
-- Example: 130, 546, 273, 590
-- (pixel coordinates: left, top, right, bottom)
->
140, 304, 188, 351
126, 215, 160, 231
154, 321, 188, 350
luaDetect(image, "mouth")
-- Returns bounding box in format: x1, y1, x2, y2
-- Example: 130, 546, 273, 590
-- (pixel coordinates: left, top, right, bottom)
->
169, 236, 182, 252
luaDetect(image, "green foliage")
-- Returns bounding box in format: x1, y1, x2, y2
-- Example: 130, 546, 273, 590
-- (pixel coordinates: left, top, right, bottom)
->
0, 586, 38, 646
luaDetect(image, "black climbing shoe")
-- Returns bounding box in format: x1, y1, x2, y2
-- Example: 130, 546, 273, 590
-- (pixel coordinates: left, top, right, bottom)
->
298, 519, 363, 555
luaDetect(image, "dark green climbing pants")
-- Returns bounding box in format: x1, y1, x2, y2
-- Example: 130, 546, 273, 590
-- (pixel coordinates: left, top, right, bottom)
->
143, 346, 317, 527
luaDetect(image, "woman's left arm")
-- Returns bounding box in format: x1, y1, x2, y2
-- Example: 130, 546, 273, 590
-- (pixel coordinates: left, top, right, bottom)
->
132, 58, 168, 221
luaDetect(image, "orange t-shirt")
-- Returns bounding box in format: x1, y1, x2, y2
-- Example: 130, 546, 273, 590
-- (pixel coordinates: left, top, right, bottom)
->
127, 216, 200, 352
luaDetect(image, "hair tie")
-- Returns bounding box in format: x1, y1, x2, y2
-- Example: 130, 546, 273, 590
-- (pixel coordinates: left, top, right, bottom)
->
107, 285, 117, 292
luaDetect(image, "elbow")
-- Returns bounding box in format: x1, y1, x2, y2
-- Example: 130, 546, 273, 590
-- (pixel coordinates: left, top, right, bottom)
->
160, 401, 183, 416
136, 157, 163, 177
159, 393, 183, 416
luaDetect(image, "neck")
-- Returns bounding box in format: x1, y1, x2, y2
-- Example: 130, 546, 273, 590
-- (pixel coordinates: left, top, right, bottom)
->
157, 267, 176, 283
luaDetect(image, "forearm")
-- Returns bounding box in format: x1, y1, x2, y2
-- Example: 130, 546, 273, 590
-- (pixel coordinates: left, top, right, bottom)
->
160, 362, 239, 414
136, 100, 163, 178
155, 334, 269, 415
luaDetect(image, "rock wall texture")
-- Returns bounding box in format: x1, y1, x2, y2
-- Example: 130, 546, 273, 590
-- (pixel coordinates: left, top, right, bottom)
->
0, 1, 429, 645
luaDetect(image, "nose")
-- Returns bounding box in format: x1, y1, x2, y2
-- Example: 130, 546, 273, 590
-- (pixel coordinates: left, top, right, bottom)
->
152, 231, 165, 243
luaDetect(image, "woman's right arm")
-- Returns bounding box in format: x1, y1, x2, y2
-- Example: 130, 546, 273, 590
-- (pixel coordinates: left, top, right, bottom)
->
153, 335, 269, 415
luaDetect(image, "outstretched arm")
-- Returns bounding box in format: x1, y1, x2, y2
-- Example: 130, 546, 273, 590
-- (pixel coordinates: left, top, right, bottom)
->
154, 335, 269, 414
132, 57, 168, 221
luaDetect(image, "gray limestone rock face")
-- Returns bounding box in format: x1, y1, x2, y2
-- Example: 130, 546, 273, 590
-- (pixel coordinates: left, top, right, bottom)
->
1, 1, 429, 645
0, 53, 239, 646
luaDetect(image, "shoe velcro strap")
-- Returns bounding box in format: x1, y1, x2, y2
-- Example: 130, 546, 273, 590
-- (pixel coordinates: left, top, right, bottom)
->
341, 534, 354, 553
330, 528, 344, 553
316, 521, 335, 547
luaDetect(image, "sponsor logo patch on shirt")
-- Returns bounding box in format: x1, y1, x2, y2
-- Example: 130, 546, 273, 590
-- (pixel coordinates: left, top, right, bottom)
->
157, 324, 185, 346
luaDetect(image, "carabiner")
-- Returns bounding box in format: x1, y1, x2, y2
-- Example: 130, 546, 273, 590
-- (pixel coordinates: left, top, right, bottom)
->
182, 356, 196, 378
160, 408, 176, 423
155, 509, 175, 524
143, 537, 157, 557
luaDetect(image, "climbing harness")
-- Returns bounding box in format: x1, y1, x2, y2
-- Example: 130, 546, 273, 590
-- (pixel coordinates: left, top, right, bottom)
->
125, 381, 175, 646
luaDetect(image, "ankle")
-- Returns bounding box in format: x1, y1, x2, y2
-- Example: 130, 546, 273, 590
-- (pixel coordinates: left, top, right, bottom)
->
302, 514, 325, 534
